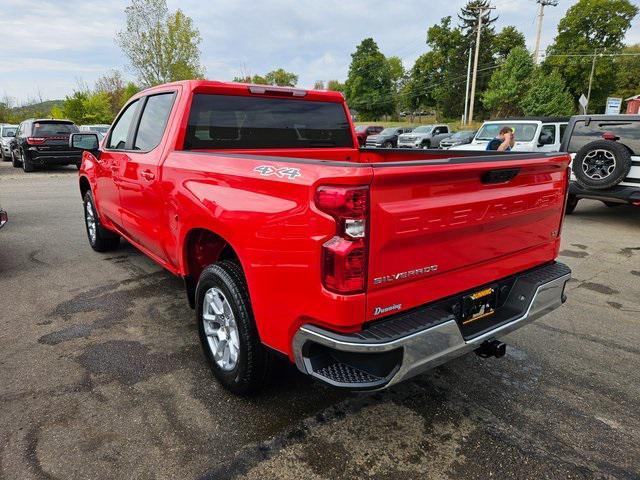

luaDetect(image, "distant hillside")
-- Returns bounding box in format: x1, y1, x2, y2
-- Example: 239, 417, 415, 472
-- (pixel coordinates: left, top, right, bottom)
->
10, 100, 64, 120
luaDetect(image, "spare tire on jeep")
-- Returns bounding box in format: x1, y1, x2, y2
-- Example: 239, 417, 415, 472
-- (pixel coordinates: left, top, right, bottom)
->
572, 140, 632, 190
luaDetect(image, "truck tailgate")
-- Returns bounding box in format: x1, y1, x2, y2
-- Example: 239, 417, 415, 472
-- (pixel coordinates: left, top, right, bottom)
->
366, 154, 570, 321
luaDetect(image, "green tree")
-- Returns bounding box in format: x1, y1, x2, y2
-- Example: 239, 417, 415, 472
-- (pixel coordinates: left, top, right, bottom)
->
344, 38, 394, 119
457, 0, 497, 37
543, 0, 638, 112
613, 44, 640, 101
521, 69, 575, 116
81, 93, 113, 124
116, 0, 204, 87
62, 91, 88, 124
482, 47, 534, 117
313, 80, 325, 90
264, 69, 298, 87
326, 80, 345, 92
493, 26, 526, 60
400, 52, 438, 112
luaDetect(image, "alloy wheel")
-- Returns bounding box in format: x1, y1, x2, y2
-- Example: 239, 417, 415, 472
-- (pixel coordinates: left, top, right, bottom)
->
582, 149, 616, 180
202, 287, 240, 371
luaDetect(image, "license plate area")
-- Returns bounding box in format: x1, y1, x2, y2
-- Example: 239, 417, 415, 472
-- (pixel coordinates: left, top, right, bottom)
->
461, 287, 498, 325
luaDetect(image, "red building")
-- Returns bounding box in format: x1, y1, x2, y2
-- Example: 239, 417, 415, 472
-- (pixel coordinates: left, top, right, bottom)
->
626, 95, 640, 114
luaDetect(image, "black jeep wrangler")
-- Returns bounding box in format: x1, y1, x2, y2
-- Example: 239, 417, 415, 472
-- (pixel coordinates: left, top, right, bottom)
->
561, 115, 640, 213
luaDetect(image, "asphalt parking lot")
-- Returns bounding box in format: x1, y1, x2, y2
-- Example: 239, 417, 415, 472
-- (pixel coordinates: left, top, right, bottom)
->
1, 161, 639, 480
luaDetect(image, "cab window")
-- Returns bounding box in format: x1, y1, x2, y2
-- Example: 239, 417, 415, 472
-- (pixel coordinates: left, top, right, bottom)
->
107, 100, 140, 150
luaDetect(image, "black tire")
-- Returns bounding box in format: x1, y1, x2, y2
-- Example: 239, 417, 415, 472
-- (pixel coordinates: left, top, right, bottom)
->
565, 194, 579, 215
83, 191, 120, 252
196, 260, 274, 395
573, 140, 632, 190
383, 141, 393, 148
11, 150, 22, 168
421, 141, 431, 149
22, 150, 34, 173
1, 151, 9, 162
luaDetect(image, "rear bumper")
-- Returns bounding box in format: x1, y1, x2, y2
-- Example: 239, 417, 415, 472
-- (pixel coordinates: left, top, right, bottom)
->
569, 182, 640, 205
292, 262, 571, 390
27, 149, 81, 165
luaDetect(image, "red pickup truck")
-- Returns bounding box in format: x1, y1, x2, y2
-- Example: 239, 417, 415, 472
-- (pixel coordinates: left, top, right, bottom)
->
71, 80, 571, 394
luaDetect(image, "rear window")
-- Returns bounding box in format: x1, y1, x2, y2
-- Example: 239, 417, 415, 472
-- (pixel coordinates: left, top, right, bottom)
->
33, 122, 78, 136
568, 120, 640, 155
2, 127, 16, 137
184, 94, 353, 149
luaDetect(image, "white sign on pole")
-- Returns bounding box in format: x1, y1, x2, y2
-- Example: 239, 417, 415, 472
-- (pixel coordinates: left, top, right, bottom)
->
578, 94, 588, 115
605, 97, 622, 115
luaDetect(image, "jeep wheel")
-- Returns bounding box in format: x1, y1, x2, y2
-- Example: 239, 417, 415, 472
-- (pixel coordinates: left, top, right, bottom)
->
83, 191, 120, 252
573, 140, 632, 190
196, 261, 275, 394
565, 194, 579, 215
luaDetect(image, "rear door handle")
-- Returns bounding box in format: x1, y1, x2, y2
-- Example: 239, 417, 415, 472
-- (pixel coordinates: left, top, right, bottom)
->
141, 169, 155, 181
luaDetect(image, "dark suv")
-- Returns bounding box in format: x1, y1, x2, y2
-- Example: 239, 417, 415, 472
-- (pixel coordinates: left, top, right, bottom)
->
561, 115, 640, 212
365, 126, 414, 148
11, 119, 81, 172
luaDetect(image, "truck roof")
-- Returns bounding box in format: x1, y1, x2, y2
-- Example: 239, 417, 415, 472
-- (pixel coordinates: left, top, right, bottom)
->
137, 79, 346, 103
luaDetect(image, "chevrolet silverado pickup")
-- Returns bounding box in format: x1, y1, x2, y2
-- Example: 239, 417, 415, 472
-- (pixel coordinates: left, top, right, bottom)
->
71, 80, 572, 394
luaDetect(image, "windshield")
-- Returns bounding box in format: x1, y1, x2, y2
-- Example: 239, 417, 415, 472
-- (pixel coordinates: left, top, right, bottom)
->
451, 130, 474, 139
355, 126, 366, 132
380, 128, 398, 135
412, 126, 432, 133
2, 127, 16, 137
476, 123, 538, 142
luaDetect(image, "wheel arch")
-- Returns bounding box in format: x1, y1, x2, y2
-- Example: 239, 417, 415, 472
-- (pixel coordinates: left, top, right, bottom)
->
79, 175, 91, 200
182, 228, 242, 309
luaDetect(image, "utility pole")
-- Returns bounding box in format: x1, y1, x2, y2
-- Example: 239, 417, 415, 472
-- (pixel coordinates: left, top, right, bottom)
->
467, 4, 495, 125
463, 44, 472, 125
586, 49, 599, 113
533, 0, 558, 65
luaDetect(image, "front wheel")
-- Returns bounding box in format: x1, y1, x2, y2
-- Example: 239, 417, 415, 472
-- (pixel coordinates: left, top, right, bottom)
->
83, 191, 120, 252
383, 141, 393, 148
196, 261, 275, 395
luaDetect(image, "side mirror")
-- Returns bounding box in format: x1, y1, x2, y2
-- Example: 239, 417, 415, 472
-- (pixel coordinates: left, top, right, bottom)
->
70, 133, 100, 152
538, 134, 553, 146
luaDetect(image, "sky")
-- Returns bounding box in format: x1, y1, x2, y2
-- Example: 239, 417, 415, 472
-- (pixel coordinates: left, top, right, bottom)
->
1, 0, 639, 104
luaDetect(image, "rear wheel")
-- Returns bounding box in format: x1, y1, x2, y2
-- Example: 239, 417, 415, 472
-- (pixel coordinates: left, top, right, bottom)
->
196, 260, 275, 395
83, 191, 120, 252
565, 194, 579, 215
21, 151, 34, 173
11, 151, 22, 168
421, 141, 431, 149
383, 141, 393, 148
1, 151, 9, 162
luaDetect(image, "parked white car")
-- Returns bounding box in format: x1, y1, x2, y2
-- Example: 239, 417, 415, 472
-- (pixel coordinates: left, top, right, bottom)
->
79, 124, 110, 140
449, 118, 568, 152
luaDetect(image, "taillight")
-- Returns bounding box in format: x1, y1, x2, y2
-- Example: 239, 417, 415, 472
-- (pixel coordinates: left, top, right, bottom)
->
27, 137, 46, 145
558, 165, 571, 235
315, 185, 369, 294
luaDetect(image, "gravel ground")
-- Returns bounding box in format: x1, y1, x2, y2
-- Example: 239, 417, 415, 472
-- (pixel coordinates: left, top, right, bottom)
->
0, 162, 638, 480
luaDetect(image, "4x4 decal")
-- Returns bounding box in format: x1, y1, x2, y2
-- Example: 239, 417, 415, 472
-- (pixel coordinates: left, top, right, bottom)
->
253, 165, 301, 180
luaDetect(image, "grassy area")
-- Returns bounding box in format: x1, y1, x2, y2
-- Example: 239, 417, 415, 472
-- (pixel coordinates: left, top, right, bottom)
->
354, 119, 484, 132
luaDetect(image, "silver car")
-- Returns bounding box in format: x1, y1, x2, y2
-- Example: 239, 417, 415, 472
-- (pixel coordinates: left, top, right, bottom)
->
397, 124, 451, 149
0, 124, 17, 162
